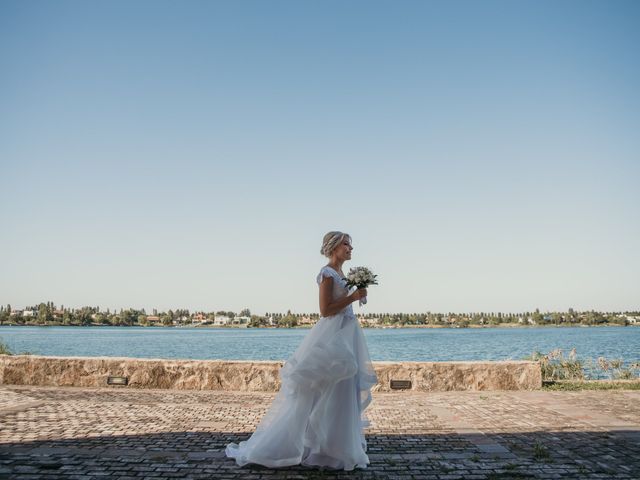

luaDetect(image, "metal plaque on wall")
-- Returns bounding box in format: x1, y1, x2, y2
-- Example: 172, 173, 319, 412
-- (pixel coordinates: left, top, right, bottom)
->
390, 379, 412, 390
107, 376, 128, 386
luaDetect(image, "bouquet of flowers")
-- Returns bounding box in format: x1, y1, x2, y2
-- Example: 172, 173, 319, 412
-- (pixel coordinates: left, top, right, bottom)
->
343, 266, 378, 306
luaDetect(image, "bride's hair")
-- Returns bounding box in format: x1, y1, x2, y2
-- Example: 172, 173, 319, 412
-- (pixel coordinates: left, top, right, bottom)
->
320, 231, 351, 257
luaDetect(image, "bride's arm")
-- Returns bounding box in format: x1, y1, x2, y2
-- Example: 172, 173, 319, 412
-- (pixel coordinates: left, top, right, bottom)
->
318, 277, 365, 317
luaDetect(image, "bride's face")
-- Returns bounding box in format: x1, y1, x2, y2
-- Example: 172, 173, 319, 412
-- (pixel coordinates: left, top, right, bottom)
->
333, 236, 353, 262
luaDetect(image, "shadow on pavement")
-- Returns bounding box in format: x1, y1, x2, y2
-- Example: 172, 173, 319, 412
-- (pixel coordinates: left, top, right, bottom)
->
1, 429, 639, 479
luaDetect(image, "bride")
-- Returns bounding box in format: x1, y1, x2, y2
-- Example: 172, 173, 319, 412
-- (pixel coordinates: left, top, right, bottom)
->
225, 231, 379, 471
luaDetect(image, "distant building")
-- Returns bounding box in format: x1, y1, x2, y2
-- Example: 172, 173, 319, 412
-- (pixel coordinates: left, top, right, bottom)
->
214, 315, 231, 326
358, 316, 378, 325
618, 314, 639, 324
22, 310, 35, 317
298, 316, 314, 325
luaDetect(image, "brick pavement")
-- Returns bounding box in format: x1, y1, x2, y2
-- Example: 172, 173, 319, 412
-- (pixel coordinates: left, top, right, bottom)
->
0, 385, 638, 479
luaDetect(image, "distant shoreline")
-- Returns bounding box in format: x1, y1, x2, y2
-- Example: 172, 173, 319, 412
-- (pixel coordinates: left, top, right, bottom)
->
1, 323, 637, 329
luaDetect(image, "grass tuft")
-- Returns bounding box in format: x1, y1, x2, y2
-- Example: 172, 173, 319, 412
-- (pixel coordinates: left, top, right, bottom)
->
0, 338, 12, 355
533, 441, 550, 461
543, 380, 640, 391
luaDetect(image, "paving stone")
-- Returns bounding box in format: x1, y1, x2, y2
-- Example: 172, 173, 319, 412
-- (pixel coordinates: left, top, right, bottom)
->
0, 385, 639, 479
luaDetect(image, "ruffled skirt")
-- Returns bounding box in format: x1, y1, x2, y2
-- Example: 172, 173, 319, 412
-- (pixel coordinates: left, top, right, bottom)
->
225, 311, 378, 470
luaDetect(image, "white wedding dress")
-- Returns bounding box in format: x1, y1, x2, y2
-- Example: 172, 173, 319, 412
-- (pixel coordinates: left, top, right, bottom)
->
225, 265, 378, 471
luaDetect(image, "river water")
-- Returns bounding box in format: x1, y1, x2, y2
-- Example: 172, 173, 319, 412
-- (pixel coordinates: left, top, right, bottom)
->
1, 325, 638, 366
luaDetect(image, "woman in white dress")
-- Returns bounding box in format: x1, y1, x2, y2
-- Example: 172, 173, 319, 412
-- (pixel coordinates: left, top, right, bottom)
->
225, 231, 378, 471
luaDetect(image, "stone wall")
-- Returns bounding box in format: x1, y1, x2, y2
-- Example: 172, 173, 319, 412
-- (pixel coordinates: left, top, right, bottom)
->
0, 355, 541, 391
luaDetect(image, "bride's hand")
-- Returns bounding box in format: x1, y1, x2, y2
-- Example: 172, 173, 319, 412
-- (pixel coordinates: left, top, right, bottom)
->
352, 288, 367, 301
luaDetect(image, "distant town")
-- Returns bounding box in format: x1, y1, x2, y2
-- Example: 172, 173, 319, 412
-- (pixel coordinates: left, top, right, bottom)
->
1, 303, 638, 328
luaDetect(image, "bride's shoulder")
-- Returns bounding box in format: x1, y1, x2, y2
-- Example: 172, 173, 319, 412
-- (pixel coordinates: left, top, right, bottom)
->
318, 265, 334, 276
316, 265, 336, 284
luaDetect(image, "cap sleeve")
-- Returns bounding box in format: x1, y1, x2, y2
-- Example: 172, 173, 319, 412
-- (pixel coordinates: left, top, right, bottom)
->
316, 266, 333, 285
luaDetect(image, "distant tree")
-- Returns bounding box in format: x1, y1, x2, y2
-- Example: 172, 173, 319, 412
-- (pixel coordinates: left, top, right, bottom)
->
278, 312, 297, 328
249, 315, 267, 327
37, 303, 53, 324
76, 308, 93, 326
610, 314, 627, 326
118, 309, 137, 326
584, 310, 606, 325
532, 310, 544, 325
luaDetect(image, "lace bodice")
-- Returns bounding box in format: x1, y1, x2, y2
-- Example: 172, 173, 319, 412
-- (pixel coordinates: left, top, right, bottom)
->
316, 266, 354, 318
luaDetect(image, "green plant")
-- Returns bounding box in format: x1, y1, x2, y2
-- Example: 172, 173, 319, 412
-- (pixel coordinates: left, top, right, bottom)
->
533, 441, 550, 461
526, 348, 584, 380
525, 349, 640, 381
614, 367, 639, 379
0, 338, 12, 355
611, 360, 639, 380
543, 380, 640, 391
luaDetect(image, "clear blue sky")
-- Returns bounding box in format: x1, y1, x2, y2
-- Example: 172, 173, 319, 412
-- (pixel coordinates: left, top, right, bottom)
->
1, 0, 638, 315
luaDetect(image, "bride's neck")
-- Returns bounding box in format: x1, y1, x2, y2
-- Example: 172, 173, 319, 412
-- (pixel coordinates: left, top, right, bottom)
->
328, 260, 344, 272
